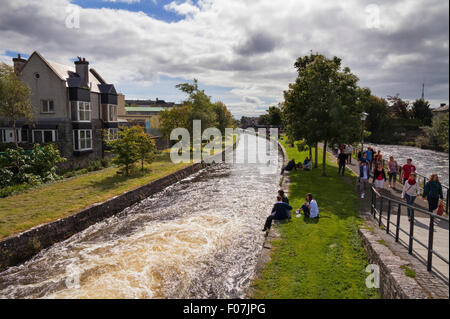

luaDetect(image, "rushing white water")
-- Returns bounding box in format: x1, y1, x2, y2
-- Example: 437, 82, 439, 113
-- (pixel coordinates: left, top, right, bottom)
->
0, 133, 282, 299
366, 143, 449, 187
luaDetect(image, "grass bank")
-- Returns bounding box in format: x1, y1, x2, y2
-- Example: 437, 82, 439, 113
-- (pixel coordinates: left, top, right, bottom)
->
0, 151, 190, 240
251, 137, 379, 299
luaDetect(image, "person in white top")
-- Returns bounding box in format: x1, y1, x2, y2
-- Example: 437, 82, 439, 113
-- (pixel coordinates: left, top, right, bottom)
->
299, 193, 319, 219
345, 144, 353, 164
401, 172, 421, 221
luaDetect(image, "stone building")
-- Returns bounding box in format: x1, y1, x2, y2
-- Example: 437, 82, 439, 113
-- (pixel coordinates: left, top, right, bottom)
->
0, 52, 121, 170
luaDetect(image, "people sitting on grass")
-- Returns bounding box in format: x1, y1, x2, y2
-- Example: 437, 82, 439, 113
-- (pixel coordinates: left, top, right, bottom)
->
262, 195, 293, 231
278, 189, 289, 204
298, 193, 319, 219
280, 159, 297, 175
303, 157, 312, 171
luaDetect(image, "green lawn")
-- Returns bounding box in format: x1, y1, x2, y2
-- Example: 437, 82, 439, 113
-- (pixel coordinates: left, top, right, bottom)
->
0, 152, 190, 240
251, 137, 379, 299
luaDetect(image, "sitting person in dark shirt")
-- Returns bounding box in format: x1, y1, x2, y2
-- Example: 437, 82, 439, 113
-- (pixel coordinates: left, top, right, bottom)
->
262, 195, 293, 231
280, 159, 297, 175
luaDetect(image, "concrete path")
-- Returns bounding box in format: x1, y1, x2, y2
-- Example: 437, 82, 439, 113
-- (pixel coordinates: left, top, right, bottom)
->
324, 145, 449, 283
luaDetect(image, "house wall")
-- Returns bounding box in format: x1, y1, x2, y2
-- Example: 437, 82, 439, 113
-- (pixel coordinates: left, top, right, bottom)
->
19, 54, 68, 119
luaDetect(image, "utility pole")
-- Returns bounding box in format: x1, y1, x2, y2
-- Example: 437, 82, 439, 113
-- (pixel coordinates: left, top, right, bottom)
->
421, 81, 425, 100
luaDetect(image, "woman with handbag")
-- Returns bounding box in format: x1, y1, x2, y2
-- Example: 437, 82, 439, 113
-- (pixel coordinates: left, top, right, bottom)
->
422, 174, 444, 214
401, 172, 421, 221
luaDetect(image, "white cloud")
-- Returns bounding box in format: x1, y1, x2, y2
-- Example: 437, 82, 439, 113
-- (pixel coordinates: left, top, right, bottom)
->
164, 0, 200, 17
102, 0, 141, 3
0, 0, 448, 117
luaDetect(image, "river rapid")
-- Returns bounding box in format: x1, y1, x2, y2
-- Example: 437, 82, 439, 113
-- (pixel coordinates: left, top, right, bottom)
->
0, 133, 282, 299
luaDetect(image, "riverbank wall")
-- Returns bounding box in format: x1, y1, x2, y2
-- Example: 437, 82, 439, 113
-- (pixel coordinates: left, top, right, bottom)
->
0, 138, 238, 272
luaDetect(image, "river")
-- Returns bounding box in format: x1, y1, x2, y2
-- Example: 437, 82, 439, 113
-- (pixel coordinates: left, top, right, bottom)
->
366, 143, 449, 187
0, 133, 282, 299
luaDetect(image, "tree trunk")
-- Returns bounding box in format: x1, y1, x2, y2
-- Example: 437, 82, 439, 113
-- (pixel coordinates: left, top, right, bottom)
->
13, 120, 18, 148
309, 144, 312, 160
141, 158, 144, 172
314, 142, 318, 168
322, 140, 327, 176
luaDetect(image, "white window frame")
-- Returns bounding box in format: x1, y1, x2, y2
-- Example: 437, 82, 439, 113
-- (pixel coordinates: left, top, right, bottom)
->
103, 104, 118, 122
73, 129, 93, 151
32, 129, 56, 143
41, 100, 55, 113
71, 101, 91, 122
107, 128, 119, 141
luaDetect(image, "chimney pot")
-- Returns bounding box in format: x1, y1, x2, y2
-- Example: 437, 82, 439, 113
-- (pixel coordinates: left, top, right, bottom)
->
12, 53, 27, 75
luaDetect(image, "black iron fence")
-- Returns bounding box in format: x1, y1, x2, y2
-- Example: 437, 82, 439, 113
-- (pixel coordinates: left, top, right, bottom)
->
370, 186, 449, 273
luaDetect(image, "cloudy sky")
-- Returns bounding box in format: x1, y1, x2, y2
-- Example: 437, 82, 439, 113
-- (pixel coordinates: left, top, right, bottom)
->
0, 0, 448, 118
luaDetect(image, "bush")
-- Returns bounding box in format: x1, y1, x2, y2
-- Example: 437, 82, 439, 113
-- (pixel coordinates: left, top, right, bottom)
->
101, 157, 112, 168
0, 183, 33, 198
87, 160, 103, 172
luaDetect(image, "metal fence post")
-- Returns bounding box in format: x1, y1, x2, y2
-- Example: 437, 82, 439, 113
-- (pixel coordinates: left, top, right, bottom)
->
387, 201, 391, 234
379, 197, 383, 226
409, 209, 414, 254
396, 204, 401, 242
427, 215, 434, 271
446, 189, 449, 215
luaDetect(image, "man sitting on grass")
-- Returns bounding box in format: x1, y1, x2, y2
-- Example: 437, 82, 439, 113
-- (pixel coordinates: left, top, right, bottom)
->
262, 195, 293, 231
280, 159, 297, 175
298, 193, 319, 219
303, 157, 312, 171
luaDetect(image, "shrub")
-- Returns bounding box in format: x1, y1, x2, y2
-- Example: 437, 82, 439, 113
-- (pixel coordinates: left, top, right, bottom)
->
101, 157, 112, 168
87, 160, 103, 172
0, 183, 32, 198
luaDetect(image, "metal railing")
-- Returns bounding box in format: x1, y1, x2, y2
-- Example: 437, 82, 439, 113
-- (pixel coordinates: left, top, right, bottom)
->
370, 186, 449, 273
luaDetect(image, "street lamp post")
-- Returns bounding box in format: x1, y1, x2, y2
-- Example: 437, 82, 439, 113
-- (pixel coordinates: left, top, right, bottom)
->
360, 112, 369, 155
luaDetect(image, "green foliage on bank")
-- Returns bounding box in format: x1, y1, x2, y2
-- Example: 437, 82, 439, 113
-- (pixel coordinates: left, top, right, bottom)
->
251, 137, 379, 299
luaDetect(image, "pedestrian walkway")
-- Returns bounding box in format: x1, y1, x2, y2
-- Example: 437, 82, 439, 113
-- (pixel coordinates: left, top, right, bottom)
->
324, 144, 449, 288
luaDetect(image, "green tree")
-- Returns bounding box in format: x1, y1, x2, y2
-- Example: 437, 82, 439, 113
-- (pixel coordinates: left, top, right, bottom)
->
416, 112, 449, 152
213, 101, 235, 135
160, 104, 192, 139
176, 79, 217, 133
0, 63, 33, 147
266, 105, 283, 127
135, 127, 157, 172
283, 53, 363, 175
106, 126, 141, 175
387, 94, 410, 119
412, 98, 433, 126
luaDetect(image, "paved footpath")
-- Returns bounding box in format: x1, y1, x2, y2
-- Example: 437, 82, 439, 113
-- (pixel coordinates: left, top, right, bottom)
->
324, 145, 449, 297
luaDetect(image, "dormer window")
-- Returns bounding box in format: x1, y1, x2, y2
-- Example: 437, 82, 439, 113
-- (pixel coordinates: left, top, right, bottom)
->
71, 101, 91, 122
101, 104, 118, 122
41, 100, 54, 113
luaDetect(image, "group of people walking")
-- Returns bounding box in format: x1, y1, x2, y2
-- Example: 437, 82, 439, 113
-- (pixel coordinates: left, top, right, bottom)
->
356, 147, 445, 217
262, 190, 319, 232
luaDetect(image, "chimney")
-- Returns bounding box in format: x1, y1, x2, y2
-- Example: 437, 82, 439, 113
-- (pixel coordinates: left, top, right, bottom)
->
74, 56, 89, 88
12, 54, 27, 75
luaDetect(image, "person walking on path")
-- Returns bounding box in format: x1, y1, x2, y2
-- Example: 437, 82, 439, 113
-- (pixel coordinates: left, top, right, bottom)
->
401, 172, 421, 221
298, 193, 319, 219
262, 195, 293, 231
373, 163, 387, 192
374, 150, 383, 167
337, 149, 347, 176
345, 144, 353, 164
387, 156, 399, 189
422, 174, 444, 213
401, 159, 416, 184
358, 160, 370, 199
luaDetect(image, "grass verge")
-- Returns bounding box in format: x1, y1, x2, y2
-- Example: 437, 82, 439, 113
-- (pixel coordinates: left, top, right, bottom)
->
251, 137, 379, 299
0, 152, 190, 240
